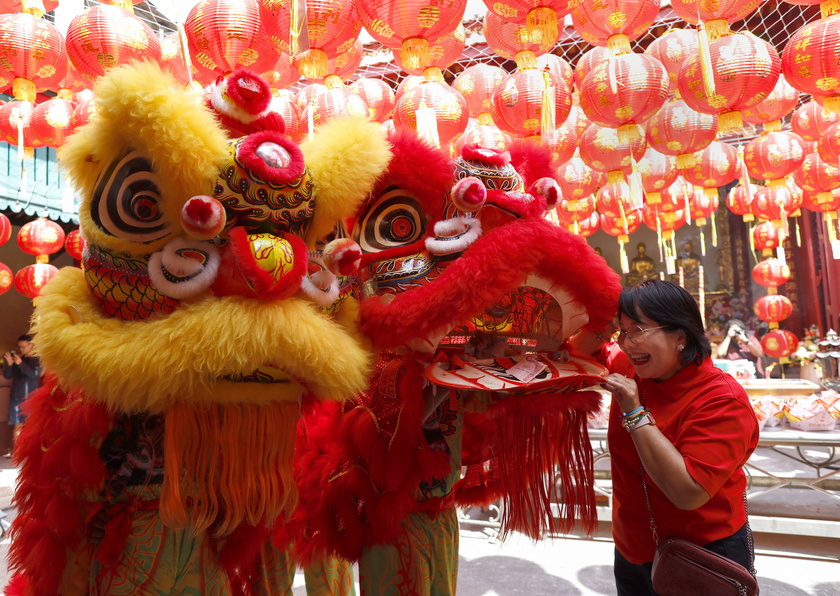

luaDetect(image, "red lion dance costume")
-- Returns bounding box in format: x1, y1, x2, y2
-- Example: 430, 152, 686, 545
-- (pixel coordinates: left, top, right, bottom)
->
290, 130, 622, 594
6, 63, 391, 596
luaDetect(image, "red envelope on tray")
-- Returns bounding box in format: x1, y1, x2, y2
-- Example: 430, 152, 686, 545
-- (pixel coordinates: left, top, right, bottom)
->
424, 353, 607, 394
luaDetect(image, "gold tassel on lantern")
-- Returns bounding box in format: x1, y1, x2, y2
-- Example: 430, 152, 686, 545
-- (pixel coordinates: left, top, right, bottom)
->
699, 227, 706, 256
618, 124, 641, 144
718, 110, 744, 134
415, 98, 441, 148
795, 217, 801, 247
177, 23, 194, 85
676, 152, 697, 170
711, 211, 718, 247
541, 67, 556, 139
822, 0, 840, 18
526, 7, 558, 46
297, 49, 329, 81
290, 0, 311, 57
629, 157, 644, 209
21, 0, 46, 17
12, 78, 36, 103
619, 236, 630, 274
697, 22, 716, 97
401, 38, 431, 72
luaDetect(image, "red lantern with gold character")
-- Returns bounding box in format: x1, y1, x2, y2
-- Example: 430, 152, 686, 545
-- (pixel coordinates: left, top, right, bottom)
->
644, 28, 698, 95
727, 183, 759, 222
66, 5, 161, 84
817, 122, 840, 166
0, 1, 59, 16
681, 141, 739, 189
689, 187, 719, 226
802, 187, 840, 213
556, 156, 605, 200
782, 14, 840, 113
752, 258, 791, 288
742, 74, 800, 130
348, 78, 396, 123
760, 329, 799, 358
64, 228, 86, 261
483, 11, 558, 63
751, 185, 795, 223
753, 220, 782, 250
792, 152, 840, 204
0, 12, 67, 102
571, 0, 661, 54
645, 99, 718, 170
542, 123, 577, 167
754, 294, 794, 323
29, 97, 75, 148
561, 211, 599, 237
14, 262, 58, 299
573, 45, 610, 91
743, 131, 807, 186
300, 87, 369, 136
579, 124, 646, 184
790, 100, 838, 141
556, 194, 596, 224
453, 64, 508, 119
484, 0, 576, 45
579, 52, 670, 143
670, 0, 764, 33
0, 262, 12, 295
17, 218, 65, 257
597, 181, 636, 219
394, 80, 469, 147
395, 25, 465, 80
677, 32, 781, 133
638, 148, 678, 205
490, 67, 572, 139
71, 98, 96, 130
455, 121, 511, 152
0, 212, 11, 245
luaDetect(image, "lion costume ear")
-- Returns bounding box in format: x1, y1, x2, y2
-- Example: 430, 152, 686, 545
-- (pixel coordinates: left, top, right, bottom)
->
300, 118, 392, 246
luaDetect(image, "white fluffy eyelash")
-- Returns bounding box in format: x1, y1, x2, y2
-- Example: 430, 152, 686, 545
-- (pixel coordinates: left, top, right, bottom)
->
425, 216, 482, 255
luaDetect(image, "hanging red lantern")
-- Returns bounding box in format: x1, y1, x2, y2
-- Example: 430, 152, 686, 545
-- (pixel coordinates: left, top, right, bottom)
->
557, 194, 597, 224
670, 0, 765, 35
571, 0, 661, 54
483, 10, 559, 64
0, 12, 67, 102
299, 88, 368, 135
658, 176, 695, 213
602, 209, 643, 272
743, 131, 807, 186
597, 181, 636, 219
455, 122, 511, 153
301, 40, 364, 86
792, 151, 840, 204
727, 183, 760, 222
183, 0, 278, 85
645, 99, 718, 170
754, 294, 794, 323
159, 32, 192, 87
263, 52, 299, 91
453, 64, 508, 119
565, 104, 591, 137
681, 141, 739, 189
760, 328, 799, 358
0, 100, 33, 151
561, 211, 600, 237
28, 97, 75, 148
296, 83, 327, 115
537, 54, 574, 90
0, 0, 59, 16
579, 52, 670, 143
782, 14, 840, 113
17, 218, 65, 257
677, 32, 781, 133
71, 98, 96, 130
14, 262, 58, 299
752, 258, 791, 288
802, 187, 840, 213
66, 5, 161, 84
64, 228, 86, 261
753, 220, 782, 250
556, 156, 606, 200
348, 78, 396, 123
573, 45, 610, 92
395, 24, 465, 80
579, 124, 647, 184
269, 93, 301, 141
643, 204, 687, 233
817, 122, 840, 166
356, 0, 465, 72
644, 28, 698, 95
394, 80, 469, 147
751, 185, 795, 223
689, 187, 720, 226
0, 212, 10, 245
542, 120, 577, 166
741, 74, 800, 131
790, 100, 839, 141
638, 148, 679, 205
484, 0, 576, 46
490, 67, 572, 139
0, 262, 12, 295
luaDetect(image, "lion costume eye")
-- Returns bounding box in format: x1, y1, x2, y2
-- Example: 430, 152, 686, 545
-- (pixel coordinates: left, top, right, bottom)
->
355, 187, 425, 253
89, 150, 171, 243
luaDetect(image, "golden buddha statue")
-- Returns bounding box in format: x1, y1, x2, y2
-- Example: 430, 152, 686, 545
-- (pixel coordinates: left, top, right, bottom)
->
626, 242, 658, 286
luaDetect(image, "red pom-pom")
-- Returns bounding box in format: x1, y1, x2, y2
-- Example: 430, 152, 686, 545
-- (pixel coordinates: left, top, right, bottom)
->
451, 176, 487, 212
181, 195, 226, 240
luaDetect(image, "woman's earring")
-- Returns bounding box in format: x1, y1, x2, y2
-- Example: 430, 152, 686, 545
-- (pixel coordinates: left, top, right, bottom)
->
677, 344, 685, 351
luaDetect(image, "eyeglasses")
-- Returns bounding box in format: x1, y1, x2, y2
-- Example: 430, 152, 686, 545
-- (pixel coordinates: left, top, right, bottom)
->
614, 325, 668, 345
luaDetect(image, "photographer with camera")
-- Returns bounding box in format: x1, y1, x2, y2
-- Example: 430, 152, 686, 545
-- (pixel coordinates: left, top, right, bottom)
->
3, 334, 41, 456
717, 319, 766, 378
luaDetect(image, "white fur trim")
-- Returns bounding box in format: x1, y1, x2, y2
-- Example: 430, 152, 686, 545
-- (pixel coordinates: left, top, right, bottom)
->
148, 238, 220, 299
210, 80, 262, 123
298, 270, 340, 307
425, 216, 482, 255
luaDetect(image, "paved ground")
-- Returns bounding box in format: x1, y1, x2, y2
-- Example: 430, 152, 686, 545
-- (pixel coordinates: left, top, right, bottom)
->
2, 448, 839, 595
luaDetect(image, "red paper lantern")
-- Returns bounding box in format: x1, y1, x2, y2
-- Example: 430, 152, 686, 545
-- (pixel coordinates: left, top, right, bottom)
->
0, 212, 10, 245
760, 328, 799, 358
727, 183, 760, 221
0, 0, 59, 16
159, 32, 192, 87
793, 152, 840, 202
394, 80, 469, 146
802, 187, 840, 213
677, 32, 781, 133
754, 294, 794, 323
348, 78, 396, 123
638, 148, 678, 205
0, 12, 67, 101
263, 52, 299, 91
537, 54, 574, 90
817, 122, 840, 166
782, 14, 840, 113
644, 28, 698, 94
269, 93, 301, 141
645, 99, 718, 170
17, 218, 65, 256
66, 5, 161, 84
597, 181, 636, 219
752, 258, 791, 288
484, 0, 576, 45
299, 87, 369, 135
573, 45, 610, 92
184, 0, 278, 85
455, 122, 511, 152
643, 204, 687, 233
28, 97, 75, 148
681, 141, 739, 189
579, 52, 669, 142
571, 0, 661, 53
64, 228, 86, 261
296, 83, 327, 115
356, 0, 466, 72
14, 262, 58, 298
689, 187, 720, 225
490, 68, 572, 138
556, 156, 605, 200
564, 104, 591, 137
753, 220, 782, 249
483, 10, 559, 62
542, 120, 577, 166
743, 131, 807, 185
561, 211, 600, 237
670, 0, 765, 30
579, 124, 646, 183
453, 64, 508, 118
600, 209, 642, 239
71, 98, 96, 130
556, 194, 597, 224
741, 74, 799, 128
790, 100, 839, 141
394, 24, 465, 78
751, 186, 795, 222
0, 100, 33, 148
301, 40, 364, 85
0, 262, 12, 295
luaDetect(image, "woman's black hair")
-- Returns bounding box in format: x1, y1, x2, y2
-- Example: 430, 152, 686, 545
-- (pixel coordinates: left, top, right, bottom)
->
618, 279, 712, 365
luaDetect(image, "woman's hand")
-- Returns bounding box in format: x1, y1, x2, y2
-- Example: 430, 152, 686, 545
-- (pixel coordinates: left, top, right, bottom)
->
601, 373, 641, 415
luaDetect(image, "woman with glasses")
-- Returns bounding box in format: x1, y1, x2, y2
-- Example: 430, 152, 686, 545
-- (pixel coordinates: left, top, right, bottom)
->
600, 280, 759, 595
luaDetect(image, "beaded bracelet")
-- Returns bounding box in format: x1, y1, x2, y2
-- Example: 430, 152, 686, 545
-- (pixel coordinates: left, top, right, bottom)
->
621, 407, 650, 430
623, 406, 644, 418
